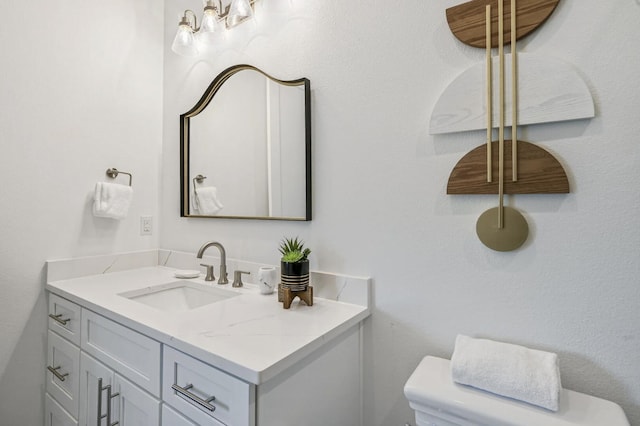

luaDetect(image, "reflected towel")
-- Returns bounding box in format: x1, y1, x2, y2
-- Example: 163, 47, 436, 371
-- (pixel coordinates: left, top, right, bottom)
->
194, 186, 223, 215
93, 182, 133, 220
451, 334, 561, 411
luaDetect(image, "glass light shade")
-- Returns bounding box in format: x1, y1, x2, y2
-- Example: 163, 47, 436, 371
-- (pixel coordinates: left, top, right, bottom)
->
172, 24, 199, 56
226, 0, 253, 28
196, 9, 219, 44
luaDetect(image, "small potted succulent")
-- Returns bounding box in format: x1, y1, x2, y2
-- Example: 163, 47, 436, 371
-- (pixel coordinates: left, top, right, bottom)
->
279, 237, 311, 291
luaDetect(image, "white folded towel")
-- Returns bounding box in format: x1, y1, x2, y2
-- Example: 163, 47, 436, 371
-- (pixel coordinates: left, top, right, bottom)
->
451, 334, 561, 411
193, 186, 223, 215
92, 182, 133, 220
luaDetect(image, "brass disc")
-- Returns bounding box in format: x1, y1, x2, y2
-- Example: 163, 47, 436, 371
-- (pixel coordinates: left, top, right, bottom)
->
476, 206, 529, 251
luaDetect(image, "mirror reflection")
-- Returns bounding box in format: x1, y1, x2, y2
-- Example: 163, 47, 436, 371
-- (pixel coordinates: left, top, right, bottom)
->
181, 65, 311, 220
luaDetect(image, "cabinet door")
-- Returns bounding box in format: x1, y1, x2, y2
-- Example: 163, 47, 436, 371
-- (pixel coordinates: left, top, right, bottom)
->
112, 374, 160, 426
45, 394, 78, 426
47, 330, 80, 418
78, 353, 114, 426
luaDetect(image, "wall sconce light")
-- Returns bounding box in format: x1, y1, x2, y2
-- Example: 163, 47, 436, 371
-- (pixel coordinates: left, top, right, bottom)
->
171, 0, 257, 56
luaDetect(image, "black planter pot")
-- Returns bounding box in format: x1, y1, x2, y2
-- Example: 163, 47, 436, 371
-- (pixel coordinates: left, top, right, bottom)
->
281, 260, 310, 291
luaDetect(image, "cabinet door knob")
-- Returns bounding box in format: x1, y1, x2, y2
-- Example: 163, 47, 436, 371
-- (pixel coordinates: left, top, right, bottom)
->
47, 365, 69, 382
172, 383, 217, 412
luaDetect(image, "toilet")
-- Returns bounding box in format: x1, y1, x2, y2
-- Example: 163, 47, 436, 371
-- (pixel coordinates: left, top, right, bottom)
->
404, 356, 629, 426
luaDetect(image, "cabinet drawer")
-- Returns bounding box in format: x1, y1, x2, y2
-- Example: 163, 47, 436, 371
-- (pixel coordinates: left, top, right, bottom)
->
46, 330, 80, 419
49, 293, 81, 346
162, 404, 219, 426
163, 346, 254, 426
81, 309, 161, 397
45, 393, 78, 426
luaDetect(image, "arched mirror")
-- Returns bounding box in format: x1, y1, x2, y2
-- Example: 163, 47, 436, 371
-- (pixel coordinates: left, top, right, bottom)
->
180, 64, 311, 220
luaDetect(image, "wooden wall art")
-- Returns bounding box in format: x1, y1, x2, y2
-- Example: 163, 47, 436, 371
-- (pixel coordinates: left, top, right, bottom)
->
446, 0, 559, 48
447, 140, 569, 195
435, 0, 592, 251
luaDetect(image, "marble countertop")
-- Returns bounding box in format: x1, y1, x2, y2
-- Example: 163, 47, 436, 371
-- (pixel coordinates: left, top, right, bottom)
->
46, 266, 370, 385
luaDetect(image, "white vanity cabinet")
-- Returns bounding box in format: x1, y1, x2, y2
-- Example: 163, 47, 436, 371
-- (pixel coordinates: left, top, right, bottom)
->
46, 261, 370, 426
46, 294, 161, 426
47, 292, 365, 426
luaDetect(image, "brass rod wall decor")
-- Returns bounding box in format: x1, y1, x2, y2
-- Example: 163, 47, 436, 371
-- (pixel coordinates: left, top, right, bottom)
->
498, 0, 505, 229
511, 0, 518, 181
486, 4, 493, 183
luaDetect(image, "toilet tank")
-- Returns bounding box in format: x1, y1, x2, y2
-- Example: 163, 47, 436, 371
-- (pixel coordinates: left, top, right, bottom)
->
404, 356, 629, 426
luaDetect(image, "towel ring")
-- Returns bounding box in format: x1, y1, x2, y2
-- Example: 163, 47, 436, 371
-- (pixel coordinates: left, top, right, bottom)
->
193, 174, 206, 194
106, 168, 132, 186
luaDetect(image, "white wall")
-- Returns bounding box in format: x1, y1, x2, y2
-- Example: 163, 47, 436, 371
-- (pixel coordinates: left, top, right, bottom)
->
1, 1, 636, 424
0, 1, 163, 424
162, 0, 640, 424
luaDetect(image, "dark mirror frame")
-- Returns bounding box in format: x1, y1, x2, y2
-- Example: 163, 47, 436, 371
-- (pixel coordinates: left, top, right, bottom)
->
180, 64, 312, 221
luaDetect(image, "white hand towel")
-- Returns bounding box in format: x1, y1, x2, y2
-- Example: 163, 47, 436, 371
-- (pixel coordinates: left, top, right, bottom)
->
451, 334, 561, 411
194, 186, 223, 215
92, 182, 133, 220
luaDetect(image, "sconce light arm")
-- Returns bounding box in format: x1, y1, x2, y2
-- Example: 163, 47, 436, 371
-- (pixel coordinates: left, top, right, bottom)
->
209, 0, 258, 21
205, 0, 224, 15
179, 9, 199, 31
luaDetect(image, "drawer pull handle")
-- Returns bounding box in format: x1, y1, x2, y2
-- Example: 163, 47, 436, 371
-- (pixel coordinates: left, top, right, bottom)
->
172, 383, 216, 412
49, 313, 70, 326
98, 378, 120, 426
47, 365, 69, 382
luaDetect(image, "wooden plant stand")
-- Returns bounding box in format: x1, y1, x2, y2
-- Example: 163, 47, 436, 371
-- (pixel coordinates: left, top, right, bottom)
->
280, 285, 313, 309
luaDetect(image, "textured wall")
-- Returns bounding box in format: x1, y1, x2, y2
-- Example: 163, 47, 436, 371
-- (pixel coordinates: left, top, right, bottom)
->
0, 1, 163, 423
162, 0, 640, 424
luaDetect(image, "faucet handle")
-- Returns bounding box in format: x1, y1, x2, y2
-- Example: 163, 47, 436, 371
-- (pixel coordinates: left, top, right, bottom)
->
232, 270, 250, 288
200, 264, 215, 282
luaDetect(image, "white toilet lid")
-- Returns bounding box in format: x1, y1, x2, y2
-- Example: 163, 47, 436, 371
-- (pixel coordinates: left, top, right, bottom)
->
404, 356, 629, 426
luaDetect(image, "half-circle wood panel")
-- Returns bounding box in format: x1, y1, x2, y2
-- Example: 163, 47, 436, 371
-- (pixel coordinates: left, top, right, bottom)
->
446, 0, 560, 48
447, 140, 569, 194
430, 54, 595, 135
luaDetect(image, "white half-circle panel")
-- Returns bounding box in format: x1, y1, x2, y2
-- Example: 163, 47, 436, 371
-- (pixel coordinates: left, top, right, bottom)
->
430, 53, 594, 135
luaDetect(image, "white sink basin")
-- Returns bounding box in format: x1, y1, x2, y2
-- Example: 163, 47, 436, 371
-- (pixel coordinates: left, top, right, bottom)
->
119, 281, 238, 311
